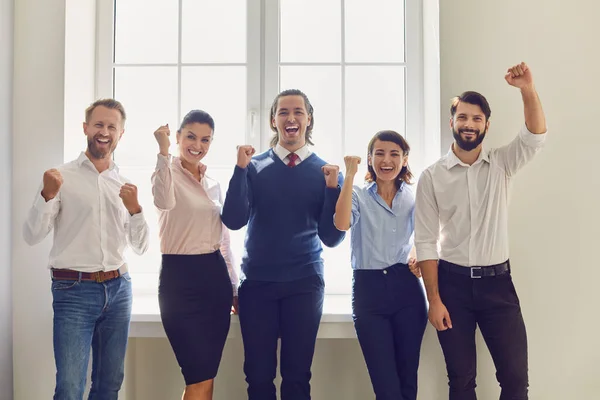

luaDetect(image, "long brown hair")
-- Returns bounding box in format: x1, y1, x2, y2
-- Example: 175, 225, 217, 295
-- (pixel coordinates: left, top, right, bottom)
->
365, 130, 413, 188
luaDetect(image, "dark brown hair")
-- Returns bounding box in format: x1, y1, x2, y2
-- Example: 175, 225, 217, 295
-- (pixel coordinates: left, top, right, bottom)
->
366, 130, 413, 188
450, 91, 491, 121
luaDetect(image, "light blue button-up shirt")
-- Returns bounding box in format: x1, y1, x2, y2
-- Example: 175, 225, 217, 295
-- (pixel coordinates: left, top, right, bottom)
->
349, 181, 415, 270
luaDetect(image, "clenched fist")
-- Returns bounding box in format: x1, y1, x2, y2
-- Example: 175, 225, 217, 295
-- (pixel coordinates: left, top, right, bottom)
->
505, 62, 534, 89
119, 183, 142, 215
154, 124, 171, 156
41, 169, 63, 202
236, 145, 256, 169
343, 156, 361, 177
322, 164, 340, 189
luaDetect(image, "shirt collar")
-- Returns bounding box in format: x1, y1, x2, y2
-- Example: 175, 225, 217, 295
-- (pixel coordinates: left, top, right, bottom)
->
76, 151, 118, 172
445, 144, 490, 169
366, 180, 404, 194
173, 156, 207, 178
274, 143, 311, 162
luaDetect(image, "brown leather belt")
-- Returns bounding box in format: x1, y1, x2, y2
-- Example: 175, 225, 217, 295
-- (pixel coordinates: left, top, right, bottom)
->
51, 267, 126, 283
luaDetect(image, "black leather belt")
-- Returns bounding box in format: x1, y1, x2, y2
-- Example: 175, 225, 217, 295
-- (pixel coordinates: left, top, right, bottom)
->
439, 259, 510, 279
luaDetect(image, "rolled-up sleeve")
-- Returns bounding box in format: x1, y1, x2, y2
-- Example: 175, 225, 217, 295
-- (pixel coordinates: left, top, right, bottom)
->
414, 170, 440, 262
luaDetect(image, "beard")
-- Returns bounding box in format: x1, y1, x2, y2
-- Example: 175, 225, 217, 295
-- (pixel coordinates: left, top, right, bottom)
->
87, 136, 116, 160
452, 126, 486, 151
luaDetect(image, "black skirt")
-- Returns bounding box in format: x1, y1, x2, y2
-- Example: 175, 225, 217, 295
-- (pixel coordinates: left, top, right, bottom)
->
158, 251, 233, 385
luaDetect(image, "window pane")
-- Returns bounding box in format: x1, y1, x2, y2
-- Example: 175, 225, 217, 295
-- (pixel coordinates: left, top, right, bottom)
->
322, 240, 353, 294
120, 166, 162, 275
279, 66, 342, 165
345, 66, 406, 158
345, 0, 405, 62
181, 67, 247, 167
280, 0, 341, 63
115, 0, 179, 64
204, 167, 246, 276
113, 67, 178, 167
182, 0, 246, 63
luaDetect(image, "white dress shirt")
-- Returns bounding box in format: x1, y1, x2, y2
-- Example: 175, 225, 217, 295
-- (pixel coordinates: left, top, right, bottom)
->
274, 143, 312, 165
151, 154, 239, 294
415, 125, 546, 267
23, 152, 150, 272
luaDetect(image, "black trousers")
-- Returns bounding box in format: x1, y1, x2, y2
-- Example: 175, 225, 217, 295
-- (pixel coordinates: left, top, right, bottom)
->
437, 260, 528, 400
353, 263, 427, 400
238, 275, 324, 400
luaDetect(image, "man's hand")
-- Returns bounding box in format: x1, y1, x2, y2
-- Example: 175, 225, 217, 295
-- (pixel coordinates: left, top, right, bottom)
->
41, 169, 63, 202
119, 183, 142, 215
322, 164, 340, 188
428, 298, 453, 331
505, 62, 534, 90
236, 145, 255, 169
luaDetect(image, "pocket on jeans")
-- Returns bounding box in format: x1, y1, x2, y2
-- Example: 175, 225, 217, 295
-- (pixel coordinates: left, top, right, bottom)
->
51, 280, 79, 290
121, 272, 132, 282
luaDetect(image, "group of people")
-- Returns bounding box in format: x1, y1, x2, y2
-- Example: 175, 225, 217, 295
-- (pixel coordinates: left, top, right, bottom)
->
23, 62, 547, 400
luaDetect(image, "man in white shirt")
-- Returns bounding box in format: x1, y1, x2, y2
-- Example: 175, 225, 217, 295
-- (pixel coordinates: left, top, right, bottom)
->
23, 99, 149, 400
414, 62, 546, 400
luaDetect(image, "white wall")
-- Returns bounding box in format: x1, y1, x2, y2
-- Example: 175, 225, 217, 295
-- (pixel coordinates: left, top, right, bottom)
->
12, 0, 66, 399
1, 0, 14, 399
10, 0, 600, 399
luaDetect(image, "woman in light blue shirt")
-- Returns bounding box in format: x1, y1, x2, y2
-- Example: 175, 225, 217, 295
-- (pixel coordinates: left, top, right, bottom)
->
334, 130, 427, 400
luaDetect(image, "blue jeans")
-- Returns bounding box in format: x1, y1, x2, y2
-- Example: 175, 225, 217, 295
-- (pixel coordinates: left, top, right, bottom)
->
52, 272, 132, 400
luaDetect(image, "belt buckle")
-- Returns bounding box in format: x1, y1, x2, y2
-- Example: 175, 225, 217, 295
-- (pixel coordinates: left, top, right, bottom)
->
94, 272, 103, 283
470, 267, 482, 279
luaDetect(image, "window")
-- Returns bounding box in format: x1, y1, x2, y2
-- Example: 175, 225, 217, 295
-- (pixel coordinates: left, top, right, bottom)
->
96, 0, 430, 295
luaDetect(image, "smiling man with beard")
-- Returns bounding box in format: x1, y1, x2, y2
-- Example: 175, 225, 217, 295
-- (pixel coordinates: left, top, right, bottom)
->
414, 63, 547, 400
23, 98, 149, 400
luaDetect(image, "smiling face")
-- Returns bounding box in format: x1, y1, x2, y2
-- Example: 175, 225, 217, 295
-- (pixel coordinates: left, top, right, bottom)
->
177, 122, 213, 166
451, 101, 490, 152
83, 105, 124, 160
271, 95, 312, 151
368, 139, 408, 184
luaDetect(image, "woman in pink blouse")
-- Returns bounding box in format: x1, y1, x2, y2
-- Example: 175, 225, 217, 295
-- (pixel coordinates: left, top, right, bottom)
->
152, 110, 239, 400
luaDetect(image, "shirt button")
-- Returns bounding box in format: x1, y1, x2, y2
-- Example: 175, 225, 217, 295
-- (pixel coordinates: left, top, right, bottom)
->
383, 270, 388, 275
392, 229, 396, 232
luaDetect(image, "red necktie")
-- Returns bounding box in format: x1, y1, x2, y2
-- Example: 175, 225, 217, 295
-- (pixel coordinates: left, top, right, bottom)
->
287, 153, 299, 167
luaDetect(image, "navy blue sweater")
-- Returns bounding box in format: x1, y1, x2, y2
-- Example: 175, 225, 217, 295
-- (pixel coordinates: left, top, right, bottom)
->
221, 149, 345, 282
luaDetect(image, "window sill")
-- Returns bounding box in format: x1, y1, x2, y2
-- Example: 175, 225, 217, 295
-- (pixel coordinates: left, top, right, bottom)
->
130, 294, 357, 339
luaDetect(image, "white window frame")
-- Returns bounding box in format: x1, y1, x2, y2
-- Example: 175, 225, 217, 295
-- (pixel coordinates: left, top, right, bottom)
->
94, 0, 437, 295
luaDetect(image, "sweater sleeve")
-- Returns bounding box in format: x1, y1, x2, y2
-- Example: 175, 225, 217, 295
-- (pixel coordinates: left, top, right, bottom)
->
318, 172, 346, 247
221, 165, 252, 230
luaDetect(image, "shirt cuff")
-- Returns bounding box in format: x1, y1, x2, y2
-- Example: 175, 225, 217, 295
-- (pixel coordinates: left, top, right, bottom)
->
128, 210, 146, 224
33, 192, 58, 213
416, 243, 439, 262
519, 124, 547, 148
156, 153, 172, 169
